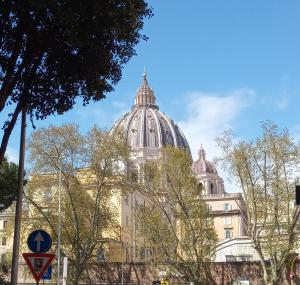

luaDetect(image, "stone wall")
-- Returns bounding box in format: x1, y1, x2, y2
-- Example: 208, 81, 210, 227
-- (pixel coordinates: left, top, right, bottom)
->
212, 262, 263, 285
5, 261, 300, 285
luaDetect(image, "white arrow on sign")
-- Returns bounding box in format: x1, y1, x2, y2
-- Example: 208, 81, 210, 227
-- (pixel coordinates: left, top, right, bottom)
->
34, 232, 45, 252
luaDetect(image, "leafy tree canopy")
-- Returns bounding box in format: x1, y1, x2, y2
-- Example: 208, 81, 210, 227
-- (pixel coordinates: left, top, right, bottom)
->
21, 124, 134, 285
0, 0, 153, 162
138, 147, 218, 285
0, 157, 18, 212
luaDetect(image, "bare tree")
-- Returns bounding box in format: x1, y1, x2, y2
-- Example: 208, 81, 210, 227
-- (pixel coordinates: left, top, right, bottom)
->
217, 122, 300, 285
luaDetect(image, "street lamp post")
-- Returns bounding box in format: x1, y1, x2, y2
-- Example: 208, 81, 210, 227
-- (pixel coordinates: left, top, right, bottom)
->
53, 155, 64, 285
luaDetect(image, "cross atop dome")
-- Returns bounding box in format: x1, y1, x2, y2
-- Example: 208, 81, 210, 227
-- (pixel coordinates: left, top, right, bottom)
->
134, 71, 158, 109
142, 70, 149, 86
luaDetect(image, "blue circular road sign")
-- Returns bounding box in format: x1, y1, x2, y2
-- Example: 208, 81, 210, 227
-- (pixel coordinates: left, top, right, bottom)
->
27, 230, 52, 253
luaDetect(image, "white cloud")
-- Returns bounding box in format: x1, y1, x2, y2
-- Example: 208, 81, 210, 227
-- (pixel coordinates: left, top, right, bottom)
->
179, 88, 255, 192
112, 101, 126, 109
275, 97, 289, 110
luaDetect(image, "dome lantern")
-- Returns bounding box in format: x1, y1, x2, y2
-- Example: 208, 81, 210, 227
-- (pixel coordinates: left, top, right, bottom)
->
133, 72, 158, 109
198, 145, 206, 160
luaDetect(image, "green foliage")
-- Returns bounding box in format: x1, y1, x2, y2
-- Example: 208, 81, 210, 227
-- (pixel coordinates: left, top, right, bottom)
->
0, 0, 153, 162
0, 157, 18, 212
0, 274, 10, 285
23, 124, 133, 285
0, 252, 11, 275
138, 147, 217, 285
217, 122, 300, 285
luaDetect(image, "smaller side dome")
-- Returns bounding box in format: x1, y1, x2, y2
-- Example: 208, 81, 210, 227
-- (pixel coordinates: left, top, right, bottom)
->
192, 146, 218, 175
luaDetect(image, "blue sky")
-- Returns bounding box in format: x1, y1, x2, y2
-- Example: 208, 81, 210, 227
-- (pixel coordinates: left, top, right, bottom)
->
2, 0, 300, 191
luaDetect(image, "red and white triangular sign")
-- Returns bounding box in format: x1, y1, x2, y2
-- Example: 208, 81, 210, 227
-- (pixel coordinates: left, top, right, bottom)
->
23, 253, 55, 283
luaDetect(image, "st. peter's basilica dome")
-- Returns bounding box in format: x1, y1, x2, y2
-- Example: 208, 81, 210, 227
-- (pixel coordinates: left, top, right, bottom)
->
111, 73, 190, 152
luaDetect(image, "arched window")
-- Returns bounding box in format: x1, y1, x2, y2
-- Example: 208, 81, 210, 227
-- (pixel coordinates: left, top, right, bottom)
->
211, 182, 218, 194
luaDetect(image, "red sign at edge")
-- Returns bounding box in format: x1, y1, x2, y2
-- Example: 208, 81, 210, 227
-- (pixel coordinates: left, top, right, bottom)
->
23, 253, 55, 283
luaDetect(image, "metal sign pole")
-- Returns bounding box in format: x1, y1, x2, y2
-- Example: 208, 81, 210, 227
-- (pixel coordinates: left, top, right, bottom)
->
57, 159, 62, 285
62, 257, 68, 285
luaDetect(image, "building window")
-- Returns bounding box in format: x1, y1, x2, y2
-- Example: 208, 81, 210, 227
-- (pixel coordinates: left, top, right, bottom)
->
2, 237, 7, 246
226, 255, 236, 262
126, 216, 129, 226
226, 255, 252, 262
224, 216, 232, 225
140, 247, 145, 260
224, 229, 232, 239
224, 203, 232, 211
3, 221, 7, 229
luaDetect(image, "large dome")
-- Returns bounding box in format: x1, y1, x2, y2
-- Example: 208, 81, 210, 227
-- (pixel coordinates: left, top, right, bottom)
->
111, 73, 190, 152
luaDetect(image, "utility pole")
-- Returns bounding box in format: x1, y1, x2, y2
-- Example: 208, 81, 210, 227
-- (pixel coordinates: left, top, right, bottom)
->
11, 108, 27, 285
57, 156, 63, 285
